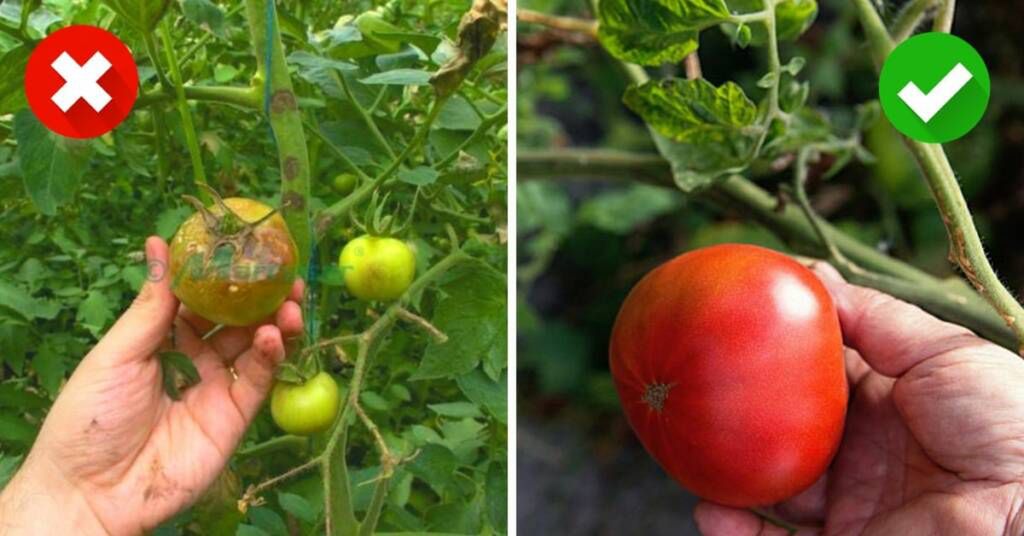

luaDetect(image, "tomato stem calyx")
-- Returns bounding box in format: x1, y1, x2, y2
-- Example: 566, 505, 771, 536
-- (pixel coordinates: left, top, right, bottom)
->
642, 382, 673, 412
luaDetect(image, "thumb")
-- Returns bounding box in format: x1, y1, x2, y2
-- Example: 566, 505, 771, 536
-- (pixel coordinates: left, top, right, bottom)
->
809, 261, 979, 377
92, 236, 179, 362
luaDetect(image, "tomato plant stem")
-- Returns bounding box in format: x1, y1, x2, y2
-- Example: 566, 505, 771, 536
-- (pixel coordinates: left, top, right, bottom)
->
518, 9, 598, 37
159, 20, 210, 203
244, 0, 313, 272
852, 0, 1024, 352
934, 0, 957, 33
891, 0, 940, 42
518, 149, 1018, 350
236, 434, 308, 460
315, 97, 448, 239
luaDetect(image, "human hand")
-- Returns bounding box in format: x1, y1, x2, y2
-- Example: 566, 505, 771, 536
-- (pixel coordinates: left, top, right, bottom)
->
0, 236, 304, 535
695, 262, 1024, 535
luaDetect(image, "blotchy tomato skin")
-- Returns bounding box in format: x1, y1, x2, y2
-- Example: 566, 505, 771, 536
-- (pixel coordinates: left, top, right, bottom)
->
169, 198, 297, 326
609, 244, 847, 507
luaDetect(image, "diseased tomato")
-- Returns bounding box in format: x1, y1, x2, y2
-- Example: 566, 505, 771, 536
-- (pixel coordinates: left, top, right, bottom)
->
169, 197, 298, 326
609, 244, 846, 507
270, 372, 342, 435
338, 235, 415, 301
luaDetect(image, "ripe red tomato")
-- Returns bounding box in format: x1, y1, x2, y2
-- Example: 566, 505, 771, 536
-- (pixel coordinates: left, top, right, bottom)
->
609, 244, 847, 507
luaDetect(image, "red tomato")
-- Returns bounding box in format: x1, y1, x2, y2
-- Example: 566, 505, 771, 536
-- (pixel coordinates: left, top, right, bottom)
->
609, 244, 847, 507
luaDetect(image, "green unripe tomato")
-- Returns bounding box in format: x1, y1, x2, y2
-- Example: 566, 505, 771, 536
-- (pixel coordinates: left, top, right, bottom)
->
338, 235, 416, 301
332, 173, 357, 195
270, 372, 342, 435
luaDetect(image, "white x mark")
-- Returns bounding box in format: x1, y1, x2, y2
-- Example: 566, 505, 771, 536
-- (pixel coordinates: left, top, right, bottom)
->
50, 51, 112, 113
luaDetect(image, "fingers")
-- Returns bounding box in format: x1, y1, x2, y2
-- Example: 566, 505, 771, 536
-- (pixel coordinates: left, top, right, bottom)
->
810, 262, 983, 377
229, 325, 286, 421
178, 278, 305, 360
693, 502, 800, 536
92, 237, 179, 362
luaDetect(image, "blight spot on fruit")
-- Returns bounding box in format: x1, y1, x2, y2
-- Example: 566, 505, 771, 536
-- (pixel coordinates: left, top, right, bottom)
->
642, 382, 673, 412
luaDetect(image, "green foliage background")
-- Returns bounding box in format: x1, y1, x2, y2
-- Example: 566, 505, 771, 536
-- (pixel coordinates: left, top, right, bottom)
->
0, 0, 508, 534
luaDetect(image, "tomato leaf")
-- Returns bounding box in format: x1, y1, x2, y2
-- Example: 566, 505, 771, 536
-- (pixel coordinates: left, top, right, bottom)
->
358, 68, 432, 86
456, 368, 506, 424
76, 290, 113, 338
159, 351, 200, 401
625, 78, 757, 146
277, 491, 317, 523
485, 462, 507, 530
0, 46, 31, 115
0, 280, 61, 321
246, 507, 288, 536
625, 79, 761, 192
598, 0, 732, 66
577, 184, 682, 235
100, 0, 170, 31
397, 166, 438, 186
181, 0, 228, 38
407, 444, 459, 495
13, 110, 92, 216
0, 412, 36, 445
412, 265, 505, 381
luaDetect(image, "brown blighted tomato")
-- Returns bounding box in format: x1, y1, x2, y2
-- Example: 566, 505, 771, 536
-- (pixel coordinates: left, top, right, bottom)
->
169, 197, 297, 326
609, 244, 846, 507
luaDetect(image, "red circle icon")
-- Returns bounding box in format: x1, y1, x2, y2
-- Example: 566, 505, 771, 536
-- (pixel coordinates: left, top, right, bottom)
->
24, 25, 139, 139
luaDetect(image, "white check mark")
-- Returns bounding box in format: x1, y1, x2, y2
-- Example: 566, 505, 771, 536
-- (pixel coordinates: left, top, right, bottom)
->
898, 63, 973, 123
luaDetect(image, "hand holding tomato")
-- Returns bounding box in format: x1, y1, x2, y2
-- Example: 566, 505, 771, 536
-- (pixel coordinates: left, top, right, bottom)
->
0, 237, 304, 535
695, 262, 1024, 535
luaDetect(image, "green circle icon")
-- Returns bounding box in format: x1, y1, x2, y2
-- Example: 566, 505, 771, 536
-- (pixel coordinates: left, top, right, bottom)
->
879, 33, 990, 143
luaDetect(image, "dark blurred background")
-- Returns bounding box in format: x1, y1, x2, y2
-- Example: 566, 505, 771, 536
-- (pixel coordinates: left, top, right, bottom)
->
516, 1, 1024, 534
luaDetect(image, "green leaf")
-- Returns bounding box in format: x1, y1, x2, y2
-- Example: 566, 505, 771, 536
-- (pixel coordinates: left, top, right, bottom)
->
598, 0, 732, 65
0, 413, 36, 445
624, 78, 758, 145
435, 96, 483, 131
358, 68, 432, 86
181, 0, 227, 38
485, 462, 506, 529
277, 492, 317, 523
159, 351, 200, 401
76, 290, 113, 337
101, 0, 170, 31
14, 110, 92, 216
577, 184, 682, 234
428, 402, 482, 418
0, 46, 31, 115
155, 206, 191, 240
456, 369, 506, 424
397, 166, 439, 186
247, 507, 288, 536
626, 79, 761, 192
0, 383, 48, 409
0, 280, 61, 321
413, 266, 505, 380
408, 444, 459, 495
0, 454, 24, 489
32, 342, 65, 396
236, 525, 270, 536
